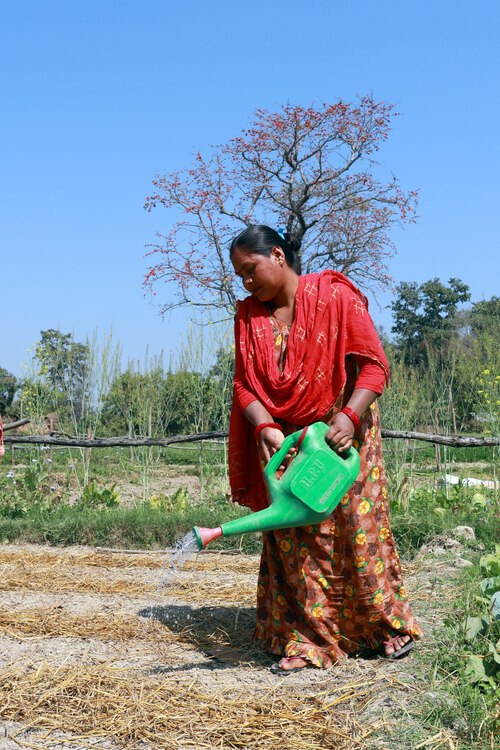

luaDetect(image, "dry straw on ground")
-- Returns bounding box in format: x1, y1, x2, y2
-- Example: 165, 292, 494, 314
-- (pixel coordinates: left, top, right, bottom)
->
0, 606, 256, 655
0, 547, 260, 574
0, 662, 388, 750
0, 607, 167, 642
0, 609, 269, 670
0, 563, 152, 596
0, 545, 430, 748
1, 561, 256, 604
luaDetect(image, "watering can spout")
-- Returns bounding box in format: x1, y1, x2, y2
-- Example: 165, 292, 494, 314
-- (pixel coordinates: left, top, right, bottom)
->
193, 526, 223, 550
193, 422, 360, 549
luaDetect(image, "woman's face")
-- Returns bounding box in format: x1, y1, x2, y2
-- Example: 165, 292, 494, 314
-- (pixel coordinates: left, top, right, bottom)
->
231, 246, 284, 301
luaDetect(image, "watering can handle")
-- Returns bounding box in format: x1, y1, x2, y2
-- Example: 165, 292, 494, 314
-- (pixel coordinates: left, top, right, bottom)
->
265, 422, 359, 481
265, 426, 309, 478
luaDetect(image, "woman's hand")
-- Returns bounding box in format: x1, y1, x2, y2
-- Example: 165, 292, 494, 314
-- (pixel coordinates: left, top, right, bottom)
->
258, 426, 285, 464
326, 412, 355, 453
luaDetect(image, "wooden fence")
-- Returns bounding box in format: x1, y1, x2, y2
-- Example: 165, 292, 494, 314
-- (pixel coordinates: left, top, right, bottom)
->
2, 419, 499, 449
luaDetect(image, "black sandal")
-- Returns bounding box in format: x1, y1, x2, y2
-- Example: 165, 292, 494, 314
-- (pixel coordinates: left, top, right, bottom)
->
354, 638, 415, 660
383, 638, 415, 660
270, 657, 311, 675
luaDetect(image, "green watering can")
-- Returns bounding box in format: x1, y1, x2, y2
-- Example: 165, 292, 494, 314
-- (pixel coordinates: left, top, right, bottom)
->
193, 421, 360, 550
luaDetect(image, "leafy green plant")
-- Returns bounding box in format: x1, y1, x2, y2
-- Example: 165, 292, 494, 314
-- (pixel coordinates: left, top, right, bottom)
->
480, 545, 500, 578
77, 481, 120, 510
147, 487, 189, 513
407, 483, 495, 517
0, 454, 66, 517
432, 484, 495, 515
464, 545, 500, 689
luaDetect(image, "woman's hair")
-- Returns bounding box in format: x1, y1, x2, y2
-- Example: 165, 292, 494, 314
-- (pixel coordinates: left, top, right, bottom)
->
229, 225, 300, 272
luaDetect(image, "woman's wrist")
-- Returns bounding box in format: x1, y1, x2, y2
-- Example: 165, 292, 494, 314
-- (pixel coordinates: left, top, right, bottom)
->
254, 422, 282, 441
340, 406, 361, 431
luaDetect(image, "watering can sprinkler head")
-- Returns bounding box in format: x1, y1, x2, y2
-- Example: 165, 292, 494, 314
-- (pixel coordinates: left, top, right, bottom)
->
193, 525, 223, 550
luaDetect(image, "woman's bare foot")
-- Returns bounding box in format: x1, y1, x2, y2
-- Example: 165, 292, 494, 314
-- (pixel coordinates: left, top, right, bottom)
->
278, 657, 308, 671
270, 656, 310, 674
383, 634, 413, 658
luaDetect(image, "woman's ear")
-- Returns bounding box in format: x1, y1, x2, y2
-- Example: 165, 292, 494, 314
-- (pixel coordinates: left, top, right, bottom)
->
271, 245, 285, 267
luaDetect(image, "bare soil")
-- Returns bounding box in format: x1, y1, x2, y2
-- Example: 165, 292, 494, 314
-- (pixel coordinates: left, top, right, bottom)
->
0, 536, 471, 750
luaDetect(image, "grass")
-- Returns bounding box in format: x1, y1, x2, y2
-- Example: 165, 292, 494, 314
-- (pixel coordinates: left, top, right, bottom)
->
1, 442, 498, 557
364, 558, 499, 749
0, 500, 262, 553
1, 482, 497, 565
416, 563, 500, 748
4, 443, 227, 485
391, 502, 497, 559
404, 442, 498, 466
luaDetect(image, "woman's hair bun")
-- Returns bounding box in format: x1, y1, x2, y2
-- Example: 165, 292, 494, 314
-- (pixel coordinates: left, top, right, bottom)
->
283, 231, 300, 255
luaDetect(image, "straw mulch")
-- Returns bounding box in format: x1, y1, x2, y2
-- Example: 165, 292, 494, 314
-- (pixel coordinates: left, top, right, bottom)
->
0, 607, 171, 642
0, 548, 167, 570
158, 573, 256, 605
1, 562, 256, 604
0, 547, 260, 574
0, 545, 433, 748
0, 605, 262, 662
0, 563, 152, 596
0, 662, 388, 750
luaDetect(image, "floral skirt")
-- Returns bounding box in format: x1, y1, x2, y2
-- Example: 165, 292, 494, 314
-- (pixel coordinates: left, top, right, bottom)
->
254, 404, 422, 668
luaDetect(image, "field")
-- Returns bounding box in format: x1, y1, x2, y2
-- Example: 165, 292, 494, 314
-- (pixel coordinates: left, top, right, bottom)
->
0, 446, 499, 750
0, 539, 484, 750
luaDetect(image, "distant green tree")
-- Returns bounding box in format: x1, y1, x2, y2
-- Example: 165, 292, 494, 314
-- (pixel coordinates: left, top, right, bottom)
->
102, 368, 180, 437
391, 278, 470, 367
453, 296, 500, 430
469, 296, 500, 337
34, 329, 90, 421
0, 367, 18, 415
101, 371, 141, 435
207, 345, 235, 430
101, 367, 217, 437
166, 369, 225, 434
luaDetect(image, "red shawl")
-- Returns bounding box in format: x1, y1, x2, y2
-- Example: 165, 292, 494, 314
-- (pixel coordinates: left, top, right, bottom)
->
228, 271, 390, 511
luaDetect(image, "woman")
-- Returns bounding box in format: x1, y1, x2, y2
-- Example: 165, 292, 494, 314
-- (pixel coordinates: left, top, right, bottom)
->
228, 225, 422, 675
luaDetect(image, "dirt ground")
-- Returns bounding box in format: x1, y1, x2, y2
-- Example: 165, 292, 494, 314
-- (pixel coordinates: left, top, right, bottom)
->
0, 534, 474, 750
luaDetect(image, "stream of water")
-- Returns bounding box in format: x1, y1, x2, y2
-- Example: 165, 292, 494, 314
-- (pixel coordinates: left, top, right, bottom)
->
159, 530, 199, 588
145, 529, 200, 630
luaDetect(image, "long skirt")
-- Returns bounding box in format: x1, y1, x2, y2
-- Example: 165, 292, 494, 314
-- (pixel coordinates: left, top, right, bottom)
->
253, 403, 422, 668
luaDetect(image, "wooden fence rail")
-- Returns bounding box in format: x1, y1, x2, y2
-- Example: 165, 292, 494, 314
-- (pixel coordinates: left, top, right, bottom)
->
2, 418, 30, 432
2, 427, 499, 449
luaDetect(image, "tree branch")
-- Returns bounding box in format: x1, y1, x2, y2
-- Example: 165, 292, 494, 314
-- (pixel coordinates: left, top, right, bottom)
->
3, 429, 498, 448
1, 418, 30, 431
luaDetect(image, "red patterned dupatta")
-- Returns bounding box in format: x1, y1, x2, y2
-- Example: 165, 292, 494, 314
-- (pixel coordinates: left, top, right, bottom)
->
228, 271, 390, 511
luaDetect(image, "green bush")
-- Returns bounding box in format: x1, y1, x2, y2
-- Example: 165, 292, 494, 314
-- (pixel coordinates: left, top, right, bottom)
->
0, 496, 261, 553
390, 486, 496, 558
463, 545, 500, 690
77, 481, 120, 509
0, 455, 67, 517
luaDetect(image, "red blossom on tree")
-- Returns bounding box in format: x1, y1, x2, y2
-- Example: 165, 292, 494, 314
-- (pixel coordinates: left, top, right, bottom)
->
144, 96, 418, 315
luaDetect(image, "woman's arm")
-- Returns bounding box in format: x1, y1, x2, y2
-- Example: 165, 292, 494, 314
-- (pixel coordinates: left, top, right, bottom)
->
326, 387, 379, 454
244, 401, 285, 464
326, 349, 387, 453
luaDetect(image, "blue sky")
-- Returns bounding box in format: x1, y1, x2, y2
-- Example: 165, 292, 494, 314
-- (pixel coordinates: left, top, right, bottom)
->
1, 0, 499, 378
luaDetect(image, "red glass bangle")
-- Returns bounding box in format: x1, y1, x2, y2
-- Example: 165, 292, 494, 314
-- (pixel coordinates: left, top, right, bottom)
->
254, 422, 282, 441
341, 407, 361, 431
